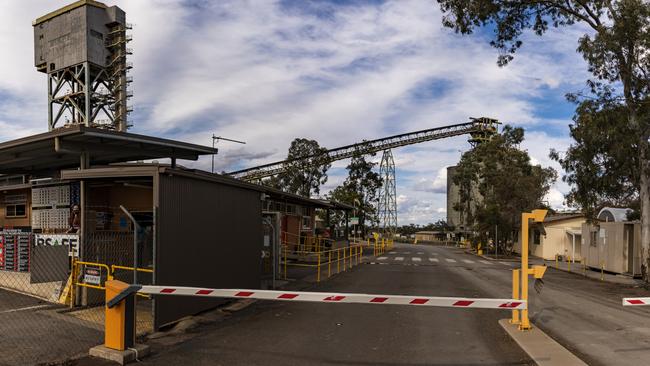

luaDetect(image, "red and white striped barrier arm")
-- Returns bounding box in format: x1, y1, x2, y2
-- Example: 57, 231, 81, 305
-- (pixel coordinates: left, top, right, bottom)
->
623, 298, 650, 306
138, 285, 526, 310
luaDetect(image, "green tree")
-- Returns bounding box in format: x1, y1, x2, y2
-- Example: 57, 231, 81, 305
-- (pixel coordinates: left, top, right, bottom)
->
454, 126, 557, 252
278, 138, 331, 197
328, 151, 383, 238
436, 0, 650, 277
550, 100, 641, 220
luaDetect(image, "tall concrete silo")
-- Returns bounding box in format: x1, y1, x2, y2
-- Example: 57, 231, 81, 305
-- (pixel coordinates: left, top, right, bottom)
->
33, 0, 132, 131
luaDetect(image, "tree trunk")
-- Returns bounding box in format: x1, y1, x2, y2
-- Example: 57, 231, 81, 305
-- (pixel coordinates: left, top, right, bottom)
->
640, 136, 650, 281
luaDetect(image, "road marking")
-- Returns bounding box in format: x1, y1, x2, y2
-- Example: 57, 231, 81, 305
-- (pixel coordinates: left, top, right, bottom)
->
429, 258, 439, 262
377, 257, 387, 261
479, 260, 492, 265
403, 251, 411, 254
395, 257, 404, 261
0, 304, 51, 314
445, 258, 457, 263
417, 252, 424, 255
412, 257, 422, 262
462, 259, 474, 264
499, 261, 512, 266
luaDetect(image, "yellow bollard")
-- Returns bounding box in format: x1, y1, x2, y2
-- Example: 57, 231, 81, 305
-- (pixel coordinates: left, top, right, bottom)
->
555, 255, 559, 269
568, 256, 571, 272
511, 269, 520, 325
328, 251, 332, 278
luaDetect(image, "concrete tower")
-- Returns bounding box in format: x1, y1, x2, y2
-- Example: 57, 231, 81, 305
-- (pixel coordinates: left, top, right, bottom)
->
33, 0, 132, 131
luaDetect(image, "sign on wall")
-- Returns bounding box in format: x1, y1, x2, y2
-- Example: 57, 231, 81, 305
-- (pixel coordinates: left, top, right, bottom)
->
35, 234, 79, 257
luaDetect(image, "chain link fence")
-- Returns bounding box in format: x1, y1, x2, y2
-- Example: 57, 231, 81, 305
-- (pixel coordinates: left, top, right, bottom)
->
0, 204, 154, 366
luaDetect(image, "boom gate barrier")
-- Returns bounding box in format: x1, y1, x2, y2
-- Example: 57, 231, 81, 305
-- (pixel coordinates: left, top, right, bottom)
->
103, 280, 526, 351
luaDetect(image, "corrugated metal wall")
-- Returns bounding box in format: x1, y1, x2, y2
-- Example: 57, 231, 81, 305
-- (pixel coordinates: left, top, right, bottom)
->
155, 173, 262, 329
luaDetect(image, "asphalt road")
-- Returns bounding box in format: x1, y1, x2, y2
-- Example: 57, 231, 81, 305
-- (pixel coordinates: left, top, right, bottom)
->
0, 287, 102, 366
140, 244, 532, 366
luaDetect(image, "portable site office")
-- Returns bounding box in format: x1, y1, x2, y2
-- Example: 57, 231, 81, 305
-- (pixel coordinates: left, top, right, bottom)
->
0, 125, 264, 329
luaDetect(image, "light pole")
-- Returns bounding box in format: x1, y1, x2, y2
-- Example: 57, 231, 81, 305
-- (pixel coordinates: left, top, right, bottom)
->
211, 135, 246, 173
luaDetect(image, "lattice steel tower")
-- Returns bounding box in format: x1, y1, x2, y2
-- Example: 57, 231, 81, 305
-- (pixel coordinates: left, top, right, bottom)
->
33, 0, 132, 131
378, 149, 397, 238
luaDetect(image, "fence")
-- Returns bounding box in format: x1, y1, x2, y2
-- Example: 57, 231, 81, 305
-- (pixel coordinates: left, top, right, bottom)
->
280, 232, 395, 282
0, 203, 154, 365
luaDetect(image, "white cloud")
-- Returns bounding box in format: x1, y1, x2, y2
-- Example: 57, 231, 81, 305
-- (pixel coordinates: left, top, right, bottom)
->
0, 0, 589, 224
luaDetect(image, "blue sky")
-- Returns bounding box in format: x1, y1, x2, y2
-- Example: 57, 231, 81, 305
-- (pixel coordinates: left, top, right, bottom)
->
0, 0, 592, 224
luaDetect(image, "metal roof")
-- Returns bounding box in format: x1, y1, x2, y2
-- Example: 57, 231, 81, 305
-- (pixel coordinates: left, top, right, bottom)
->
0, 125, 217, 174
597, 207, 632, 222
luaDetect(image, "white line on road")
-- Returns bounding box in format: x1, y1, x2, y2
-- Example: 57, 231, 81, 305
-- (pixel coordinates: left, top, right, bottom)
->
480, 260, 492, 265
377, 257, 387, 261
417, 252, 424, 255
462, 259, 474, 264
445, 258, 457, 263
412, 257, 422, 262
395, 257, 404, 261
0, 304, 51, 314
499, 262, 512, 266
429, 258, 439, 262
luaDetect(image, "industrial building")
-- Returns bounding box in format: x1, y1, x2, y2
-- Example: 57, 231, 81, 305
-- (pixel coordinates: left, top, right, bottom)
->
0, 0, 357, 330
581, 207, 641, 276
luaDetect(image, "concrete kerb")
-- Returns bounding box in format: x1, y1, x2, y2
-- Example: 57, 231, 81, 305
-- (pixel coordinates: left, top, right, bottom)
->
499, 319, 586, 366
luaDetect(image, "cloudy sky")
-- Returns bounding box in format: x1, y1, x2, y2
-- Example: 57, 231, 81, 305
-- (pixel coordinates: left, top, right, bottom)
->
0, 0, 591, 224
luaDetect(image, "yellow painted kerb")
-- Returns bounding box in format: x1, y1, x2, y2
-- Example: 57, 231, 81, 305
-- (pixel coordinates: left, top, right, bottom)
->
33, 0, 108, 26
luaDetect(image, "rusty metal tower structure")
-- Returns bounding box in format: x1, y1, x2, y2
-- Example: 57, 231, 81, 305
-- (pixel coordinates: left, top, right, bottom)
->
33, 0, 132, 131
377, 149, 397, 238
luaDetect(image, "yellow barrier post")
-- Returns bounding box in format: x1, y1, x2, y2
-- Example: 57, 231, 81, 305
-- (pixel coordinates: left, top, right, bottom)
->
568, 256, 571, 272
328, 251, 332, 278
317, 252, 321, 283
555, 254, 559, 269
519, 209, 547, 331
511, 269, 520, 325
104, 280, 135, 351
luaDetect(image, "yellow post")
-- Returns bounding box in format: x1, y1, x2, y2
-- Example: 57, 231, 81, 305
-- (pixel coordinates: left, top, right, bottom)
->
105, 280, 135, 351
328, 251, 332, 278
555, 254, 558, 269
317, 252, 321, 283
511, 269, 520, 324
568, 256, 571, 272
519, 209, 546, 331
